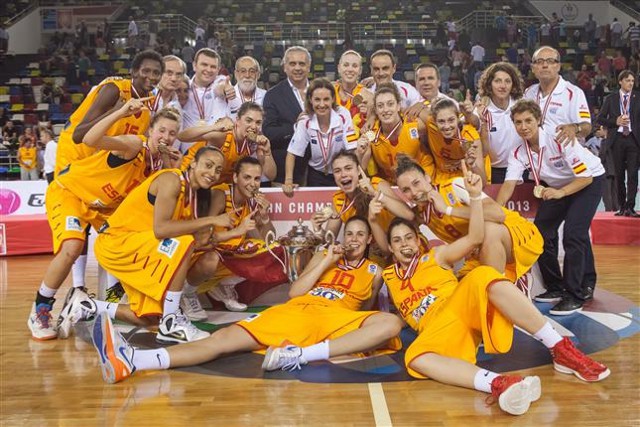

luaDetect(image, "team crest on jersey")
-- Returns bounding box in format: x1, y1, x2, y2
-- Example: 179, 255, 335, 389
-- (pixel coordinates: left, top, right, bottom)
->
243, 313, 260, 322
447, 192, 456, 205
65, 216, 83, 232
420, 254, 430, 262
409, 127, 419, 139
368, 264, 378, 274
549, 108, 558, 115
158, 238, 180, 258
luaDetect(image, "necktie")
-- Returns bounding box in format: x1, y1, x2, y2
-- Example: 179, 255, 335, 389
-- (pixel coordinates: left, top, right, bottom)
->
623, 94, 630, 136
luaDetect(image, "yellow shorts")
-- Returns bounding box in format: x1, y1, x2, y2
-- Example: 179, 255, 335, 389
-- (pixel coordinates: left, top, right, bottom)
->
237, 300, 402, 352
404, 266, 513, 379
504, 216, 543, 281
95, 229, 194, 317
46, 183, 106, 253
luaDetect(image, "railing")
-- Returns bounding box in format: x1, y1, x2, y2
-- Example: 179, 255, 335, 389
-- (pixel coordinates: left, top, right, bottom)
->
229, 22, 346, 44
611, 0, 640, 22
6, 0, 124, 26
350, 21, 438, 41
109, 14, 198, 43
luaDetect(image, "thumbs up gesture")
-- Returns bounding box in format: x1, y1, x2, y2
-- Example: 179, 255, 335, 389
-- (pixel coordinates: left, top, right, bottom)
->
223, 76, 236, 101
460, 89, 474, 116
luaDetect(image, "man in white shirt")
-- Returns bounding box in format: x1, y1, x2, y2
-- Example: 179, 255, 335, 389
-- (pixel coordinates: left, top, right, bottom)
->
470, 42, 486, 69
524, 46, 592, 146
153, 55, 186, 113
368, 50, 421, 109
42, 128, 57, 183
194, 23, 205, 41
226, 56, 266, 119
127, 16, 138, 47
180, 48, 239, 130
610, 18, 623, 48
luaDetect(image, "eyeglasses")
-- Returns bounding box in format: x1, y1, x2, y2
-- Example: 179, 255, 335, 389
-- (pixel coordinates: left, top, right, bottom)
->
237, 68, 259, 76
533, 58, 560, 65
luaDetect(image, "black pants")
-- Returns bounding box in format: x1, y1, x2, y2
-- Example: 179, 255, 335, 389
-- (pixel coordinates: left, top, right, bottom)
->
306, 166, 335, 187
45, 172, 54, 184
534, 175, 604, 301
491, 167, 507, 184
612, 133, 639, 210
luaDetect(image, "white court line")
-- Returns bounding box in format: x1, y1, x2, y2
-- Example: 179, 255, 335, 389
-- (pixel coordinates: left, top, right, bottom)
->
368, 382, 393, 426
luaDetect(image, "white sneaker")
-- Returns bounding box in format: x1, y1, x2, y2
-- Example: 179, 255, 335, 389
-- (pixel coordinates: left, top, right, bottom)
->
57, 288, 98, 339
262, 345, 308, 371
180, 292, 208, 322
156, 310, 210, 344
207, 284, 247, 312
28, 301, 57, 341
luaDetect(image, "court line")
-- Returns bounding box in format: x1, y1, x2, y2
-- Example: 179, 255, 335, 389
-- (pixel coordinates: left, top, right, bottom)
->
368, 382, 392, 426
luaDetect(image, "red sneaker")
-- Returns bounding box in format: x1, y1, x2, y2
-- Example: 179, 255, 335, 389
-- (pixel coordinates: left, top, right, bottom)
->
489, 375, 542, 415
551, 337, 610, 382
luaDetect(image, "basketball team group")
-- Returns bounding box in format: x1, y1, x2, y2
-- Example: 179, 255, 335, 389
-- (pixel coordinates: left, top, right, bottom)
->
29, 43, 620, 415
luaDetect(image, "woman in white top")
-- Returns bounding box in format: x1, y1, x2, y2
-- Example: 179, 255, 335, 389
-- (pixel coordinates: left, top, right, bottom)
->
283, 78, 356, 196
496, 100, 605, 316
475, 62, 525, 183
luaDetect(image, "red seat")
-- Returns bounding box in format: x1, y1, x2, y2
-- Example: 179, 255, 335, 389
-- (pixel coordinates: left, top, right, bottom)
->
24, 114, 38, 125
9, 95, 23, 104
61, 103, 73, 113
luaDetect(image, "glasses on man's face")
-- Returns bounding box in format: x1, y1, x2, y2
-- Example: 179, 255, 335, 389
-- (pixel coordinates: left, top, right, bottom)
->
237, 68, 258, 76
533, 58, 560, 65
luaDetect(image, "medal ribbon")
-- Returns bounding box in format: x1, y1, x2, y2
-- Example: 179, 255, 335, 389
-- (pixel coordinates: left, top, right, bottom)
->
394, 253, 419, 281
182, 170, 198, 219
317, 128, 335, 171
337, 255, 365, 271
523, 139, 545, 186
192, 80, 212, 121
536, 79, 559, 127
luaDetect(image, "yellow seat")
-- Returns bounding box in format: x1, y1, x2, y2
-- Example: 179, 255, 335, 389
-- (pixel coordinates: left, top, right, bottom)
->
10, 104, 24, 112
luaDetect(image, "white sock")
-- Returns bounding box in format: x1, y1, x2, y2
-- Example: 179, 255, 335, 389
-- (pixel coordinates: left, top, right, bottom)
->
533, 322, 563, 348
72, 255, 87, 288
132, 348, 170, 371
183, 281, 198, 295
300, 341, 330, 362
473, 369, 500, 393
38, 282, 57, 298
94, 300, 118, 319
163, 291, 182, 316
106, 272, 120, 287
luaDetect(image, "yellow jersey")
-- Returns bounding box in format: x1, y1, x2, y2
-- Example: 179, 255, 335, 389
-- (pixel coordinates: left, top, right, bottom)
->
292, 256, 380, 311
383, 250, 457, 331
370, 118, 434, 184
56, 77, 155, 174
56, 139, 153, 214
18, 147, 38, 170
103, 168, 192, 234
332, 177, 394, 229
212, 183, 255, 251
334, 82, 365, 118
181, 133, 247, 184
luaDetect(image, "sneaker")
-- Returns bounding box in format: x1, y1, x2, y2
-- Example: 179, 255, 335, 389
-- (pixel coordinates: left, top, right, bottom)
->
549, 297, 583, 316
262, 345, 308, 372
180, 292, 208, 322
156, 311, 210, 344
28, 301, 57, 341
551, 337, 610, 382
105, 282, 125, 303
534, 289, 564, 303
57, 288, 98, 339
207, 284, 247, 312
489, 375, 542, 416
92, 312, 135, 384
515, 272, 533, 299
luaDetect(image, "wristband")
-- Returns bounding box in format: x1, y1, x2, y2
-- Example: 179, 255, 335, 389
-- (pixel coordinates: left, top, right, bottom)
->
445, 206, 453, 216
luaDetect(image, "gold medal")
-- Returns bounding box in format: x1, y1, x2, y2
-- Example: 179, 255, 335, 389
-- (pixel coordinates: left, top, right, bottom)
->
198, 119, 207, 126
352, 94, 363, 106
364, 130, 376, 143
533, 185, 545, 198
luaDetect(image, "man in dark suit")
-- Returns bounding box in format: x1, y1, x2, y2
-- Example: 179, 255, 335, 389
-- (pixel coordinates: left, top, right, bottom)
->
597, 70, 640, 217
262, 46, 311, 187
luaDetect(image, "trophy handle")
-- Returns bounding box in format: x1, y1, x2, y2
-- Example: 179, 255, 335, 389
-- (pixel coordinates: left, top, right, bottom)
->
324, 230, 335, 246
264, 231, 288, 277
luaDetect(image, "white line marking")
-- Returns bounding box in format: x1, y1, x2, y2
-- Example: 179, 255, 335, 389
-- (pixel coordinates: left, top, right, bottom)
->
368, 382, 392, 426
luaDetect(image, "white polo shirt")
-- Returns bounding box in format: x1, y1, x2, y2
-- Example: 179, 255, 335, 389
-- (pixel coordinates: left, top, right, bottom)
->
151, 88, 181, 115
225, 84, 267, 119
287, 106, 356, 173
420, 91, 458, 107
476, 97, 519, 168
523, 77, 591, 133
505, 127, 605, 188
182, 75, 233, 128
372, 79, 421, 109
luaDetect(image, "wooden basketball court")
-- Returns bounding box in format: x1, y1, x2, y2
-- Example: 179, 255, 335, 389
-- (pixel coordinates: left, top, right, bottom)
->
1, 245, 639, 425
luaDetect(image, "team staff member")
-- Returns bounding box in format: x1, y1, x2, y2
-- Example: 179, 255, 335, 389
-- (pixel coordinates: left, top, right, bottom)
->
393, 155, 542, 287
226, 56, 266, 119
150, 55, 186, 114
524, 46, 592, 146
597, 70, 640, 217
366, 50, 420, 109
475, 62, 525, 183
380, 166, 609, 416
180, 102, 277, 184
357, 84, 433, 184
55, 50, 163, 176
90, 216, 403, 384
283, 78, 357, 194
496, 100, 605, 315
28, 99, 177, 340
